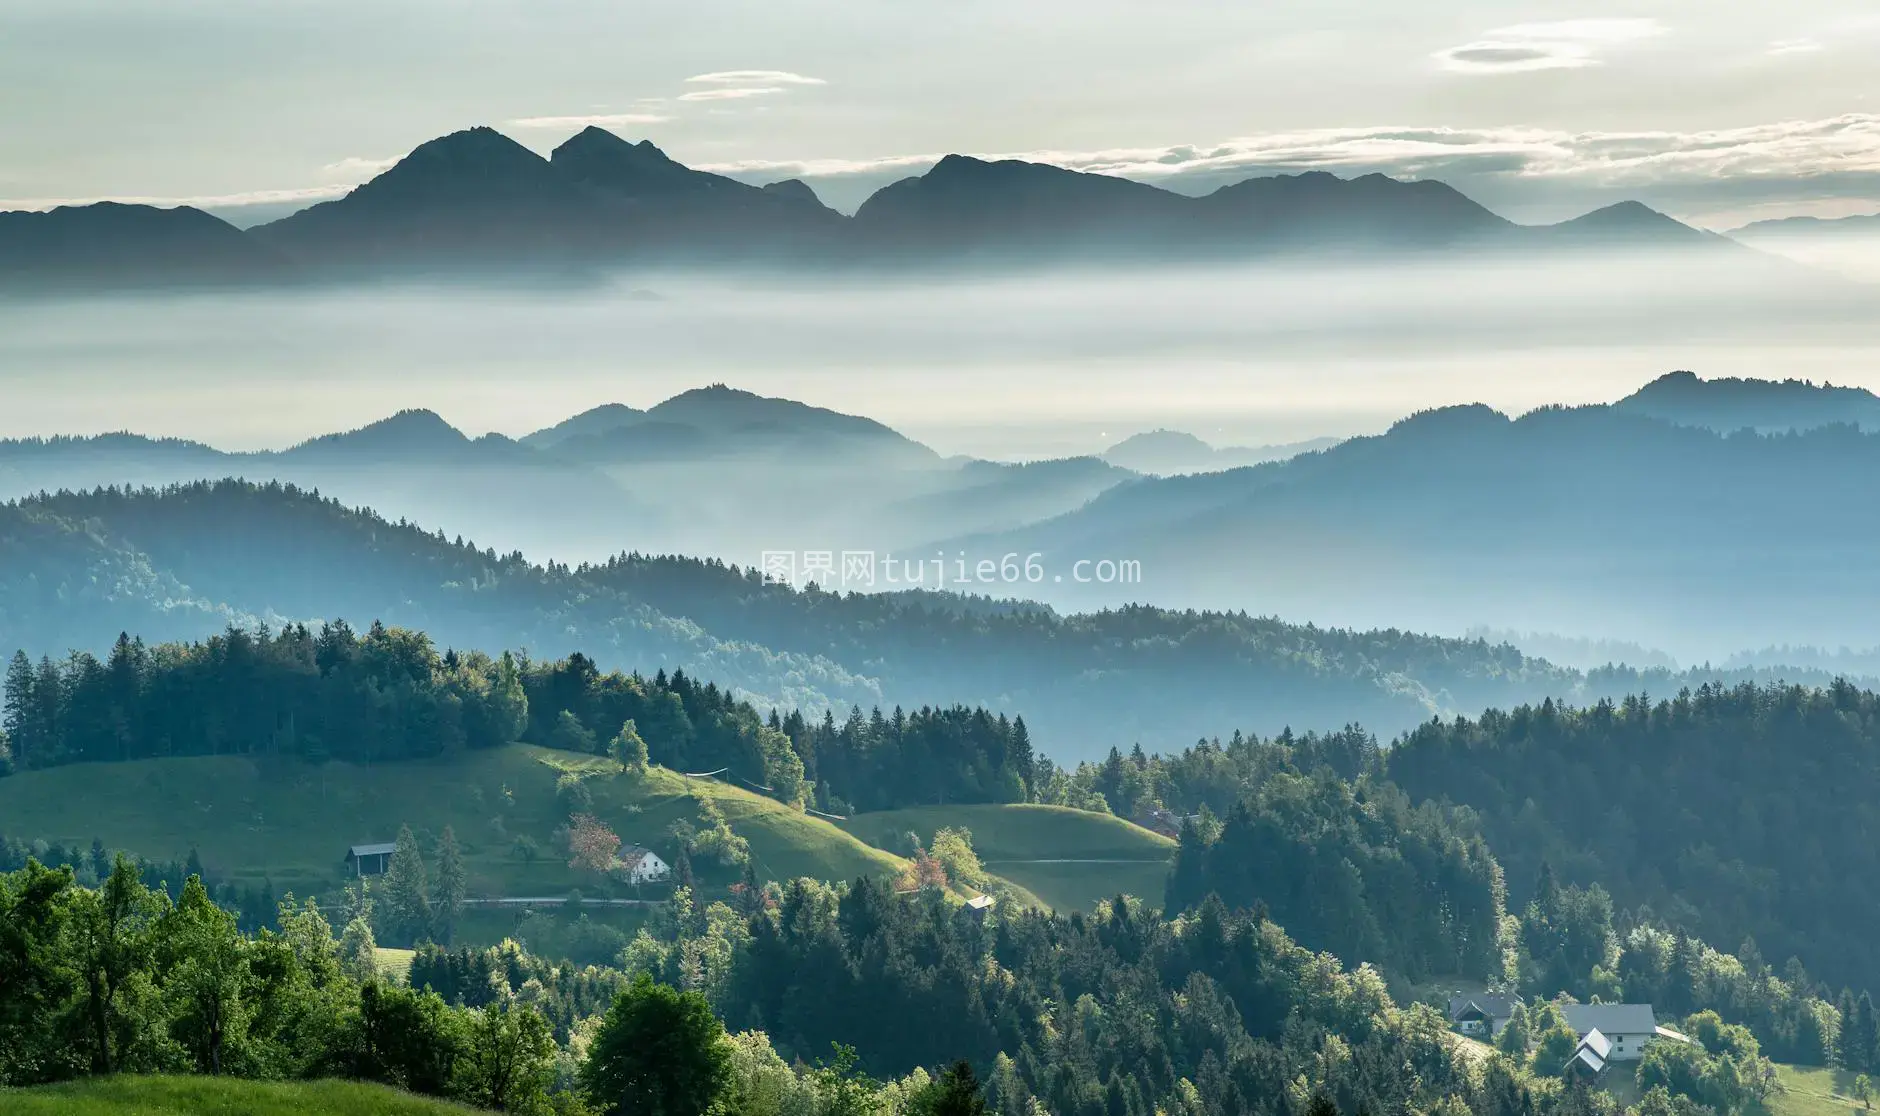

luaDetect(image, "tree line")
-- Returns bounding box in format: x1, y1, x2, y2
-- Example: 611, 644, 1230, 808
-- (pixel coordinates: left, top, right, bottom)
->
0, 857, 999, 1115
1384, 682, 1880, 994
0, 624, 1040, 816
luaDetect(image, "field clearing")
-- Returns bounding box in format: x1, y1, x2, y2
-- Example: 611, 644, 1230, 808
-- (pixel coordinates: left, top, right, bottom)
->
0, 746, 906, 902
840, 802, 1175, 912
1767, 1063, 1870, 1116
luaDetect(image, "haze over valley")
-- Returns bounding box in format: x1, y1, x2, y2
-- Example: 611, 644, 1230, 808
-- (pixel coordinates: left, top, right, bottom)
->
15, 8, 1880, 1112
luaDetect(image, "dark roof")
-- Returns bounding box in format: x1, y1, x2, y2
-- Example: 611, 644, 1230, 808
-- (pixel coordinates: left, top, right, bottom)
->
1562, 1004, 1657, 1036
1447, 993, 1522, 1021
348, 842, 397, 857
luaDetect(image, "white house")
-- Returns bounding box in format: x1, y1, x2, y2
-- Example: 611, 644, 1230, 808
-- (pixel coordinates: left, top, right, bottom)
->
1560, 1004, 1663, 1062
617, 845, 671, 885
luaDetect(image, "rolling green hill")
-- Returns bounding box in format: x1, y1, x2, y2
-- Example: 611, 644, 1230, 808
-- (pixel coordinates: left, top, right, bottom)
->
0, 1076, 479, 1115
0, 745, 906, 900
839, 802, 1175, 912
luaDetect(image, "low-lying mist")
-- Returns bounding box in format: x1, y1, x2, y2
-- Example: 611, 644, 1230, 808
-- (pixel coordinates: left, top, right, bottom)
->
6, 250, 1880, 672
2, 249, 1874, 457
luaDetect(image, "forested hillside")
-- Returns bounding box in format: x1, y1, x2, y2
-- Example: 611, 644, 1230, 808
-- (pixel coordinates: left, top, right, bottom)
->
1385, 682, 1880, 993
955, 403, 1880, 655
0, 480, 1585, 755
0, 623, 1037, 819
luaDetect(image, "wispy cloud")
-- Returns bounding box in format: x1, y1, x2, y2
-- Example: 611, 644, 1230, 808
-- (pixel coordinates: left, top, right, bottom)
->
508, 112, 672, 130
698, 115, 1880, 197
684, 70, 825, 86
677, 87, 786, 103
1435, 17, 1666, 74
1435, 41, 1597, 73
321, 155, 397, 177
13, 114, 1880, 222
1767, 37, 1825, 55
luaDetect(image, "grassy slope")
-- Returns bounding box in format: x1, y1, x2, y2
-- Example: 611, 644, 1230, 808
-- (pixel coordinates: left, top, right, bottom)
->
0, 746, 905, 900
0, 1076, 477, 1115
839, 803, 1175, 913
1768, 1064, 1872, 1116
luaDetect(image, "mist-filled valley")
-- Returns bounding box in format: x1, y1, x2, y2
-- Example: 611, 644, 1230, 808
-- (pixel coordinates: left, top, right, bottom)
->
6, 256, 1880, 671
20, 11, 1880, 1114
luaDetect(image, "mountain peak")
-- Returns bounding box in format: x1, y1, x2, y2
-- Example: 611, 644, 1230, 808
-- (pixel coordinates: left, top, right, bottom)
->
520, 403, 647, 449
761, 178, 828, 209
1550, 200, 1707, 243
1615, 371, 1880, 432
1108, 429, 1215, 454
550, 128, 750, 202
285, 408, 471, 457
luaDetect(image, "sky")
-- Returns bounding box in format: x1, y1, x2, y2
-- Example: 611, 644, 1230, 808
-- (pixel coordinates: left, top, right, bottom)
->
4, 0, 1880, 227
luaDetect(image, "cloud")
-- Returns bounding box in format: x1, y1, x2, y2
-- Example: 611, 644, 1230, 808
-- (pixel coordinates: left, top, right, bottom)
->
677, 87, 786, 102
321, 156, 397, 177
1767, 38, 1825, 55
684, 70, 825, 85
697, 114, 1880, 220
1436, 41, 1596, 73
13, 113, 1880, 226
508, 112, 672, 129
1436, 17, 1665, 74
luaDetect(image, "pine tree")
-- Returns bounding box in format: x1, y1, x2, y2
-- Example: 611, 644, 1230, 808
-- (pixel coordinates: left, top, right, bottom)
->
433, 826, 466, 946
381, 823, 432, 945
2, 651, 33, 770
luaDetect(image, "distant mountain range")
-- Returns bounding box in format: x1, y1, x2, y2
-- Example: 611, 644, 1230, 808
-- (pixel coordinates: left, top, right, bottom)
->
1731, 211, 1880, 239
1100, 430, 1341, 476
1, 125, 1753, 288
3, 478, 1846, 758
948, 387, 1880, 654
0, 384, 1131, 565
11, 372, 1880, 662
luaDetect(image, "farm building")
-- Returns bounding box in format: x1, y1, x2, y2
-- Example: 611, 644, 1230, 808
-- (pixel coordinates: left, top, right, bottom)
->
618, 845, 671, 885
1447, 992, 1523, 1037
1564, 1028, 1613, 1083
1560, 1004, 1666, 1062
345, 842, 396, 877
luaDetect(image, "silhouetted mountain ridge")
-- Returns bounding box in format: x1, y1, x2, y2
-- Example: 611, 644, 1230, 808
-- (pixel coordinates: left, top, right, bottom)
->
2, 125, 1748, 284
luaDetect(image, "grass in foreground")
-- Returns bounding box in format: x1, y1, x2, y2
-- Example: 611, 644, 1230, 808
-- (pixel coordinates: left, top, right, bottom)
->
0, 746, 907, 901
839, 802, 1176, 912
0, 1075, 478, 1115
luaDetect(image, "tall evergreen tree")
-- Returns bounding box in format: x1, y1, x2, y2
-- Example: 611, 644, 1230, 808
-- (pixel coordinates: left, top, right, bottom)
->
433, 827, 466, 946
2, 651, 33, 770
381, 824, 431, 946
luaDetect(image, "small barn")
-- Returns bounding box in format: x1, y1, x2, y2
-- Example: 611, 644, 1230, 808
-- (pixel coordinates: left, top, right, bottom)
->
346, 842, 396, 877
966, 894, 997, 920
